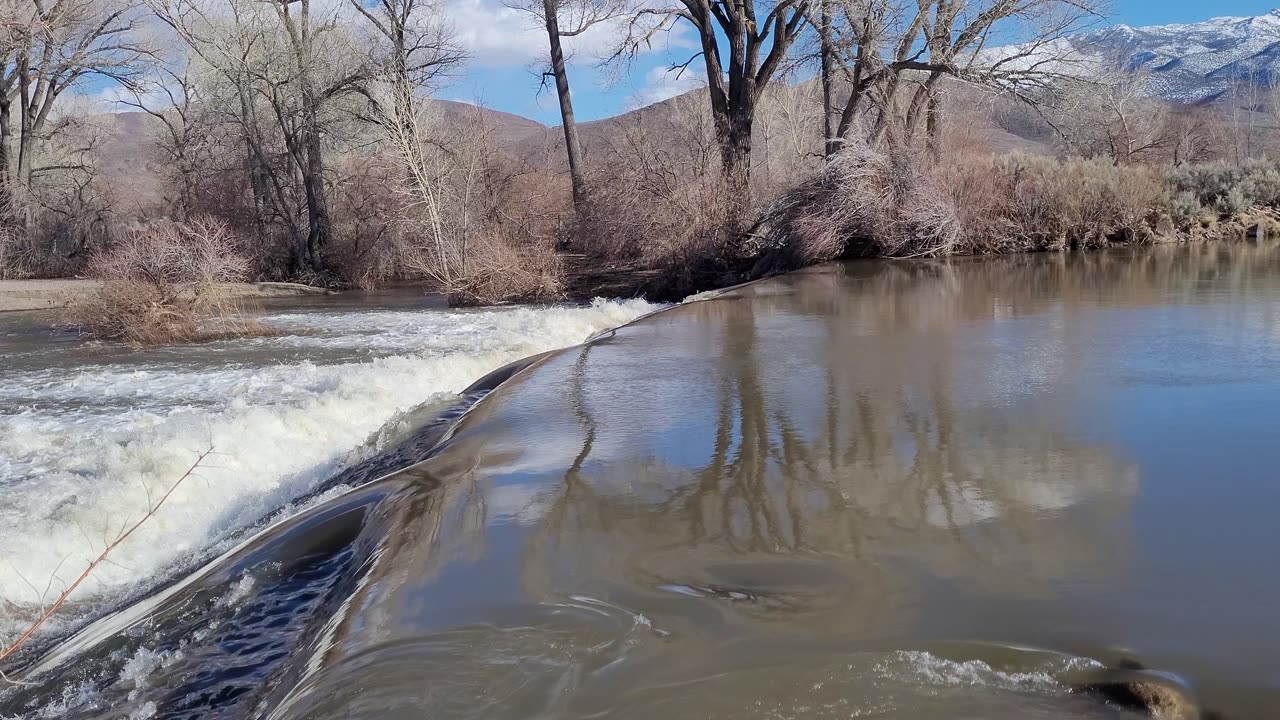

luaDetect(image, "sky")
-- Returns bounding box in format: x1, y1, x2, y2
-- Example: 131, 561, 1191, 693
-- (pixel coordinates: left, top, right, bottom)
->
82, 1, 1280, 124
1114, 0, 1279, 26
438, 2, 702, 124
443, 0, 1280, 125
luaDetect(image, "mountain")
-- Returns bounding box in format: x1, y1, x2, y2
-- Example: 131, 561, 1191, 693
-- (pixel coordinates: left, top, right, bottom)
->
433, 99, 548, 147
1069, 10, 1280, 103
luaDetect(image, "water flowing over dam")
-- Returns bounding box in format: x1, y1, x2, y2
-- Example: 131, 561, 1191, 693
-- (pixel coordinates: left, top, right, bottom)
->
3, 245, 1280, 719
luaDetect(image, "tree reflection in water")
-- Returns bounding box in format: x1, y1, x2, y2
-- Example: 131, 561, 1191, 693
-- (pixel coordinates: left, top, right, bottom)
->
269, 244, 1280, 719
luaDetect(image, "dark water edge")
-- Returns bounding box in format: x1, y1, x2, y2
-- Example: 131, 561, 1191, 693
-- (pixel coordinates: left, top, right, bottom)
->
4, 244, 1280, 719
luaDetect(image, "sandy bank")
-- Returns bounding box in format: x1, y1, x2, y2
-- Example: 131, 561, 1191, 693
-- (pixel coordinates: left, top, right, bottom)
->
0, 280, 330, 313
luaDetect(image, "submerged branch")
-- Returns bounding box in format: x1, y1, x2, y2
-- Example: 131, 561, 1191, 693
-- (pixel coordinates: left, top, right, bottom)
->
0, 448, 214, 673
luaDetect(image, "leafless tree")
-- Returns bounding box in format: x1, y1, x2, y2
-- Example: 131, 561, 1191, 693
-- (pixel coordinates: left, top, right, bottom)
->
814, 0, 1103, 155
349, 0, 463, 128
148, 0, 371, 274
116, 60, 214, 218
1054, 67, 1175, 164
508, 0, 623, 216
0, 0, 150, 229
755, 76, 823, 192
1166, 107, 1218, 167
614, 0, 809, 207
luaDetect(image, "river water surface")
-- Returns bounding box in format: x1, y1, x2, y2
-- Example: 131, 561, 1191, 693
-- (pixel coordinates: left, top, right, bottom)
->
1, 245, 1278, 719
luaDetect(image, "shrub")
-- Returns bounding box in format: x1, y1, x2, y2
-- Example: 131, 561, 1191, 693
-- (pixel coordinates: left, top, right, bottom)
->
1216, 186, 1250, 216
66, 279, 254, 345
934, 152, 1016, 253
998, 156, 1164, 250
87, 216, 251, 285
1237, 168, 1280, 207
575, 169, 738, 299
66, 217, 271, 344
1168, 159, 1280, 213
1166, 191, 1203, 228
574, 108, 743, 298
446, 228, 564, 306
774, 140, 963, 263
761, 149, 1180, 268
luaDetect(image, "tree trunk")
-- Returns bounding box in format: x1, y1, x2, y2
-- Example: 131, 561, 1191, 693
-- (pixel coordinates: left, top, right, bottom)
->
541, 0, 587, 216
0, 98, 13, 226
274, 0, 332, 275
718, 108, 753, 213
925, 92, 942, 159
818, 1, 837, 158
301, 103, 331, 271
16, 56, 34, 227
237, 85, 273, 253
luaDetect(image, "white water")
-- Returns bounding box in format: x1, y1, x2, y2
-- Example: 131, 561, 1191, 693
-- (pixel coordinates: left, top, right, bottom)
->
0, 297, 656, 635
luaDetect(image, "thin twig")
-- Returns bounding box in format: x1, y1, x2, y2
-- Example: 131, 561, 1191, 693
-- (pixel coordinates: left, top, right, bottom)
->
0, 448, 214, 671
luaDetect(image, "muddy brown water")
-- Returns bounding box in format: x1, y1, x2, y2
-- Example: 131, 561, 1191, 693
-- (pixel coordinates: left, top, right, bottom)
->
3, 245, 1279, 719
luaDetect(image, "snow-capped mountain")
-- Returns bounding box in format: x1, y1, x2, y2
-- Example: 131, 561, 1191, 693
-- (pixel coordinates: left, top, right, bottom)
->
1071, 10, 1280, 103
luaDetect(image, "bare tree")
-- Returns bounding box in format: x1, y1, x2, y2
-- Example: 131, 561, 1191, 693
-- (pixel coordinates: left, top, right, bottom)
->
346, 0, 478, 289
149, 0, 371, 274
615, 0, 809, 207
755, 76, 823, 192
508, 0, 622, 216
815, 0, 1102, 154
1053, 67, 1175, 164
117, 60, 215, 218
348, 0, 462, 148
1167, 107, 1218, 167
0, 0, 149, 228
25, 102, 114, 257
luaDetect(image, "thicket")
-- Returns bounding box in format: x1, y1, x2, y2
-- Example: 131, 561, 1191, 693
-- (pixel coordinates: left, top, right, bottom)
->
757, 147, 1280, 273
64, 217, 274, 344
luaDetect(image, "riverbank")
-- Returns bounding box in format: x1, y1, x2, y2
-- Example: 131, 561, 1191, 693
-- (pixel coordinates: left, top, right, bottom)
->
5, 247, 1274, 718
0, 280, 331, 313
567, 155, 1280, 303
563, 225, 1280, 304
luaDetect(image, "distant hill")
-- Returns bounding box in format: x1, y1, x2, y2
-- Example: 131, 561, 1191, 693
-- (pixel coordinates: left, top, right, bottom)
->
94, 111, 167, 213
433, 99, 548, 146
90, 100, 553, 212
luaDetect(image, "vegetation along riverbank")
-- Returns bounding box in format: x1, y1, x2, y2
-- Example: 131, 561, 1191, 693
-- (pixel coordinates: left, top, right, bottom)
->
4, 0, 1280, 340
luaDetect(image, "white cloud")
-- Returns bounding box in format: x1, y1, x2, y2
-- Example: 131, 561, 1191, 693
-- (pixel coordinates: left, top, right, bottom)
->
447, 0, 547, 64
632, 64, 704, 107
447, 0, 693, 67
90, 85, 170, 114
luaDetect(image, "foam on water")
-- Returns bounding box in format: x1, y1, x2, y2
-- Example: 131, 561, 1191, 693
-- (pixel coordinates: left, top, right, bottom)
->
873, 651, 1095, 691
0, 298, 657, 636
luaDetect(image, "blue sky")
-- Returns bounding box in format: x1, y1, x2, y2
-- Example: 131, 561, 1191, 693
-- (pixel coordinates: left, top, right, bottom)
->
1115, 0, 1278, 25
444, 0, 1280, 125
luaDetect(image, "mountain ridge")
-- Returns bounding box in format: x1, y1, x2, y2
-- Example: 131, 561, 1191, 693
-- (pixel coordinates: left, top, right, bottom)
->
1069, 8, 1280, 103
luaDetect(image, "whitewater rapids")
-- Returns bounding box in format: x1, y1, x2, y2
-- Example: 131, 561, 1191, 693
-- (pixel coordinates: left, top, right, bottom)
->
0, 297, 657, 637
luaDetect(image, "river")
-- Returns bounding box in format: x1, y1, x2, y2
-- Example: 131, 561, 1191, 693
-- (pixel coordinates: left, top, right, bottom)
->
1, 244, 1278, 719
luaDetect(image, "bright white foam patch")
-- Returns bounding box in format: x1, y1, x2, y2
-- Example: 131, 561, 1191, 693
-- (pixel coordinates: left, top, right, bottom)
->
874, 650, 1099, 691
0, 298, 657, 637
